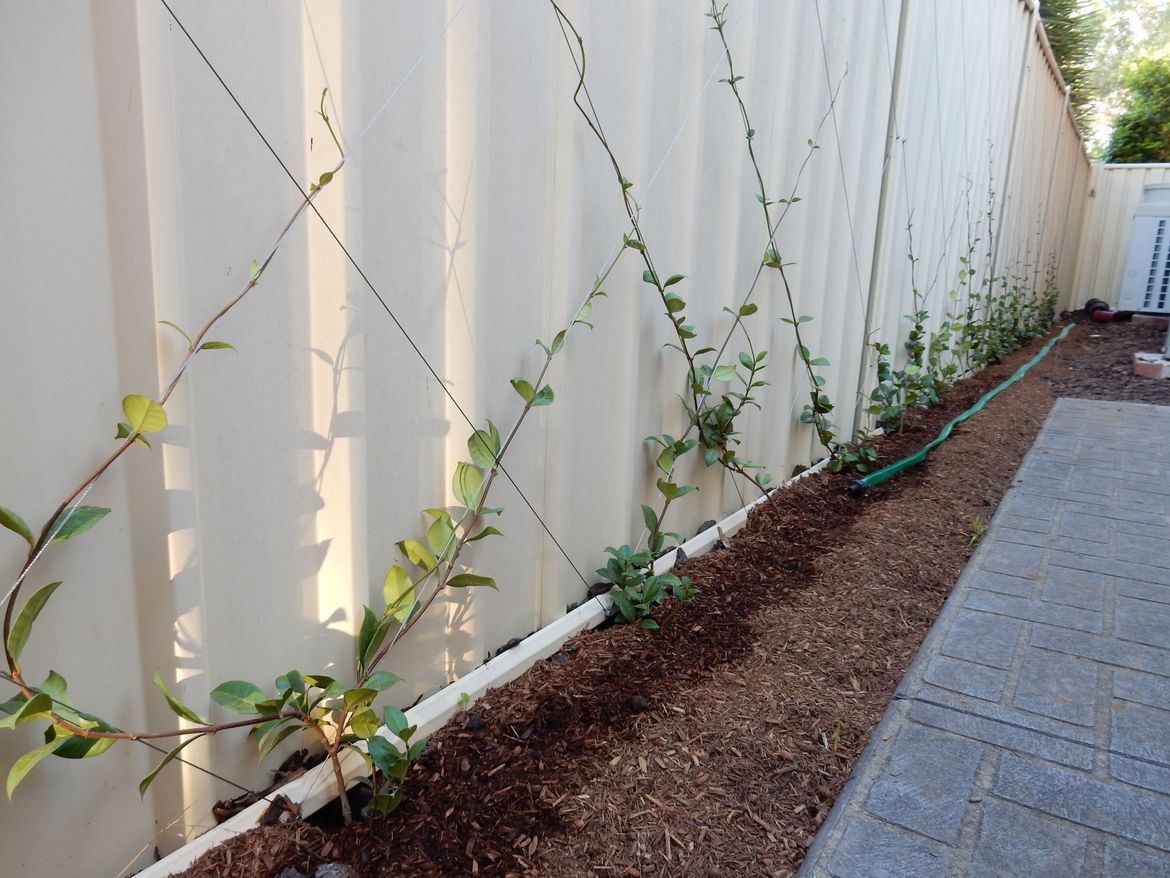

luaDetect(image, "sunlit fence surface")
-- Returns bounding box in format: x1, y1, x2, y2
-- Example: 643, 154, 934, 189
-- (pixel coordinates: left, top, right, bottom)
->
0, 1, 1088, 872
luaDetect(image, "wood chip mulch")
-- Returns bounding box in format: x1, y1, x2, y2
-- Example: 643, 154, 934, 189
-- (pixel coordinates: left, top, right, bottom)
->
176, 317, 1170, 878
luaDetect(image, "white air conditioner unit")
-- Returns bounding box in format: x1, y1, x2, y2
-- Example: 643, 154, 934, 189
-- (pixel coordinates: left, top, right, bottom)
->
1118, 184, 1170, 314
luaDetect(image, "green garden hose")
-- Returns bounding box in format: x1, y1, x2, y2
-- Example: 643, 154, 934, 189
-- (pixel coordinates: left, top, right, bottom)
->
847, 323, 1076, 497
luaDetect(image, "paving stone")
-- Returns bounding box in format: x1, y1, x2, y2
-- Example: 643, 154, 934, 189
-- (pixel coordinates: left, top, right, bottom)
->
994, 752, 1170, 851
979, 541, 1047, 578
1112, 516, 1170, 539
1118, 487, 1168, 514
969, 800, 1089, 877
1013, 648, 1099, 726
922, 656, 1007, 702
1031, 624, 1170, 677
1047, 554, 1170, 587
865, 724, 982, 844
964, 589, 1102, 633
1112, 699, 1170, 766
826, 819, 951, 878
1110, 754, 1170, 797
1116, 596, 1170, 648
968, 569, 1035, 598
1016, 474, 1069, 495
996, 527, 1111, 557
1068, 471, 1117, 496
1115, 667, 1170, 711
911, 685, 1096, 744
907, 701, 1093, 769
1040, 565, 1106, 610
1117, 532, 1170, 570
1105, 843, 1170, 878
998, 513, 1052, 534
1063, 500, 1169, 528
1058, 511, 1112, 542
1114, 576, 1170, 605
940, 610, 1020, 670
1033, 432, 1081, 452
1003, 493, 1058, 522
1024, 459, 1073, 482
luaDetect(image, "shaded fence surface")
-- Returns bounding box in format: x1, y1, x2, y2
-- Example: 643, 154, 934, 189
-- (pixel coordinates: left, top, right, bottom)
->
0, 0, 1089, 872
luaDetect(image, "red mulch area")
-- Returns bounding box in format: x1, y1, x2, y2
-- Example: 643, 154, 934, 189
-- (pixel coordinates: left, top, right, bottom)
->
175, 317, 1168, 878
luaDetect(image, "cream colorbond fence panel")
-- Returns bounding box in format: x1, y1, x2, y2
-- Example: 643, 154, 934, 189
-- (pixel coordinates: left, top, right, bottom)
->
0, 1, 1086, 873
1073, 164, 1170, 309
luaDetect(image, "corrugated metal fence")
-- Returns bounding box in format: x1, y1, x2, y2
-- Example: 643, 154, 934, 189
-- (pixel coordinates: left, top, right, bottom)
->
0, 0, 1089, 872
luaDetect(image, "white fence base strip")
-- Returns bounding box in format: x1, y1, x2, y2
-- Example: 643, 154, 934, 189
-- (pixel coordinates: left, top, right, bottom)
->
139, 457, 830, 877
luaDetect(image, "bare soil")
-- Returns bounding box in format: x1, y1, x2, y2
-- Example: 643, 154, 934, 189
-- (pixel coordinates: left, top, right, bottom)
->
176, 317, 1170, 878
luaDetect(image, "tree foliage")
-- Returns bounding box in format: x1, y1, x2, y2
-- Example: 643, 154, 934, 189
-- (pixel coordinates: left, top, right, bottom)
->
1040, 0, 1103, 126
1104, 56, 1170, 162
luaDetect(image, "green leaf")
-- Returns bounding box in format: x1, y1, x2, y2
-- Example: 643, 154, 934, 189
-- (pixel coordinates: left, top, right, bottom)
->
642, 269, 659, 286
452, 461, 484, 508
7, 581, 62, 664
344, 688, 378, 711
664, 293, 686, 313
198, 341, 235, 352
623, 235, 645, 253
663, 274, 686, 287
397, 539, 437, 572
467, 421, 501, 468
712, 365, 737, 382
0, 693, 53, 730
0, 505, 33, 548
249, 259, 261, 281
656, 447, 675, 475
382, 566, 415, 624
427, 513, 455, 559
122, 394, 167, 434
798, 315, 814, 323
366, 670, 401, 692
9, 736, 69, 798
158, 320, 193, 346
319, 171, 334, 187
47, 506, 110, 544
739, 303, 758, 317
349, 707, 380, 738
368, 734, 406, 774
257, 722, 300, 760
531, 385, 554, 407
466, 525, 503, 543
574, 302, 593, 324
448, 573, 497, 589
382, 706, 411, 737
152, 672, 205, 725
641, 505, 658, 533
358, 605, 379, 668
210, 680, 265, 714
510, 378, 535, 405
809, 357, 831, 366
138, 734, 204, 798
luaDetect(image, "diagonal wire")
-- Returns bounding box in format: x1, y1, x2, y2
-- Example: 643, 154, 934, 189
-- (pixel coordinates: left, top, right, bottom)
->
157, 0, 589, 589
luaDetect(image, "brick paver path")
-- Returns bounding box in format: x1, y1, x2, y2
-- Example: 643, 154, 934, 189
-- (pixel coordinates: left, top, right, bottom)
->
799, 398, 1170, 877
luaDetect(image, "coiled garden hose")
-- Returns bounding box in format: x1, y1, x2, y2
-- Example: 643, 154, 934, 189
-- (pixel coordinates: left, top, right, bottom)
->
847, 323, 1075, 497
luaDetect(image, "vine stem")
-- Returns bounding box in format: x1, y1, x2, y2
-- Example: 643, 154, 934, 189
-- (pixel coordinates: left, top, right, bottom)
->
360, 247, 627, 680
3, 94, 347, 735
709, 1, 832, 456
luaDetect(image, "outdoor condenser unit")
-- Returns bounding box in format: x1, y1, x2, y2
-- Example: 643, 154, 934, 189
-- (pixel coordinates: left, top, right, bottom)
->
1118, 183, 1170, 314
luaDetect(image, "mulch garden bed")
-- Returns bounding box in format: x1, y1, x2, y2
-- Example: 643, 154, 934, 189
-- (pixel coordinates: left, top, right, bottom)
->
177, 316, 1170, 878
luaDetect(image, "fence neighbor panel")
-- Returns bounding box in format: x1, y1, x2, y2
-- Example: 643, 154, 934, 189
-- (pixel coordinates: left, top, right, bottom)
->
0, 1, 1087, 872
1073, 164, 1170, 310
